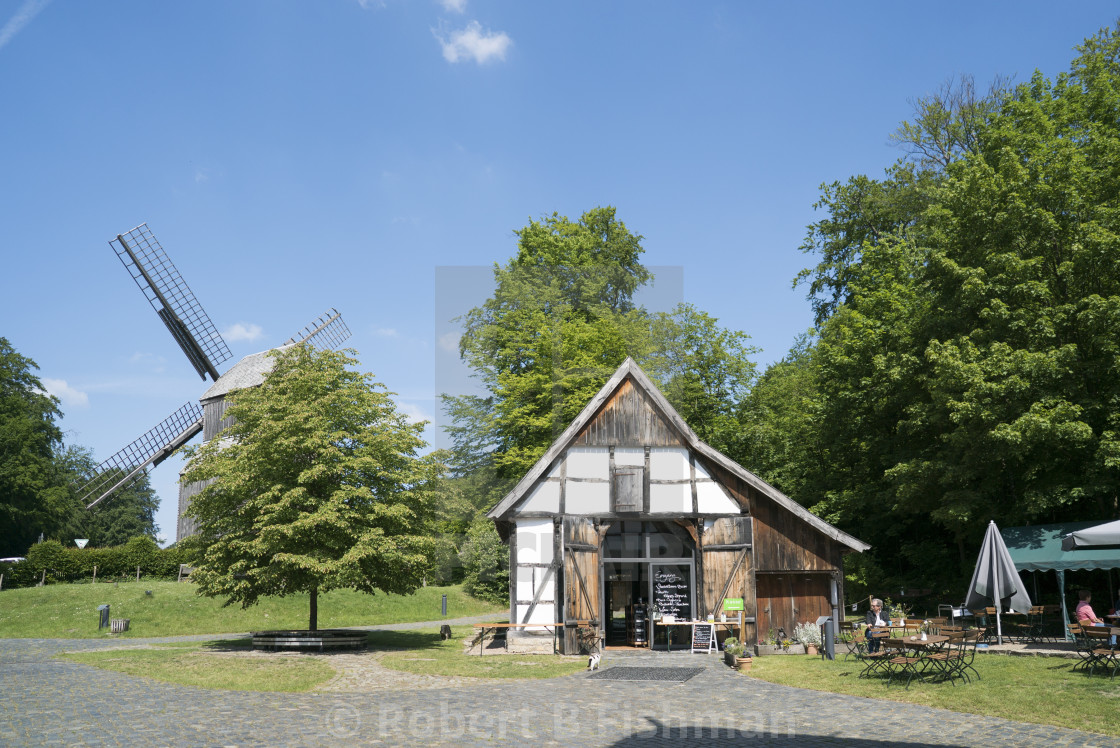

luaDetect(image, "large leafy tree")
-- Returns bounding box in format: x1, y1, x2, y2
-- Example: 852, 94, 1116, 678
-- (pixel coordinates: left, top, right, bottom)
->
454, 207, 654, 483
56, 445, 160, 547
750, 24, 1120, 596
182, 344, 443, 631
0, 337, 70, 556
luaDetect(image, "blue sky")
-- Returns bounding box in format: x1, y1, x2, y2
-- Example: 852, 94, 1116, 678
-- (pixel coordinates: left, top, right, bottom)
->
2, 1, 1116, 545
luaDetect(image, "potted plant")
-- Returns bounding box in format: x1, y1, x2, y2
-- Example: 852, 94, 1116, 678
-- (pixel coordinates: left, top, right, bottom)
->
794, 621, 823, 656
722, 637, 752, 671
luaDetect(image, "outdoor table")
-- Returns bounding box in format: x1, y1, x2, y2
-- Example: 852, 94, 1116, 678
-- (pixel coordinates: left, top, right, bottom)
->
655, 620, 703, 652
889, 634, 949, 687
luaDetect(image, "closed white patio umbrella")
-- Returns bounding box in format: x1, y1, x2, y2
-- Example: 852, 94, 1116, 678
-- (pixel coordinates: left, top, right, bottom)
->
964, 520, 1033, 644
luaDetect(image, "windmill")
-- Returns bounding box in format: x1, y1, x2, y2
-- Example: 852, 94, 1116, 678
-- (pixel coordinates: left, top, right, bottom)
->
75, 223, 351, 542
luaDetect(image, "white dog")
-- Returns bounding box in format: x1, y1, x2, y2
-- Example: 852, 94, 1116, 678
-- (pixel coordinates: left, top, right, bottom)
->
587, 652, 601, 671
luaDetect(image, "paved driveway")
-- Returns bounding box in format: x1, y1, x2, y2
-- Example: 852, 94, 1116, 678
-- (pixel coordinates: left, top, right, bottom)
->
1, 633, 1117, 747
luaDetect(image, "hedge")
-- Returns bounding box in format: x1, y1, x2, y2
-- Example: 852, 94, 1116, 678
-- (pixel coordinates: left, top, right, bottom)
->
0, 537, 190, 588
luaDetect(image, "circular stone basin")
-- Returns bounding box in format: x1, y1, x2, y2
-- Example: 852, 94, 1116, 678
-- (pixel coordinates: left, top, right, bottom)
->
251, 629, 367, 651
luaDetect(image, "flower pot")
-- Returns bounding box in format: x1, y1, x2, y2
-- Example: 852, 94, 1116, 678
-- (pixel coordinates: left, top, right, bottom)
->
805, 644, 819, 656
736, 657, 752, 672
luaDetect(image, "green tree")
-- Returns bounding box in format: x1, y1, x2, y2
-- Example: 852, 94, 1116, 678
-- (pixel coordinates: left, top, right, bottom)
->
56, 445, 160, 547
646, 303, 758, 457
771, 24, 1120, 595
448, 207, 760, 489
453, 207, 654, 482
0, 337, 69, 556
182, 345, 443, 631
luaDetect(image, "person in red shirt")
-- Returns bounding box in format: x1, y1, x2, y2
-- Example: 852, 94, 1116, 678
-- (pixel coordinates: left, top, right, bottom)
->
1076, 590, 1104, 624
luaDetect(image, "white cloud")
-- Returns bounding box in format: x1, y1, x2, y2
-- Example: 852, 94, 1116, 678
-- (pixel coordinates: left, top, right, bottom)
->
41, 378, 89, 408
0, 0, 51, 53
397, 402, 430, 425
438, 0, 467, 12
437, 21, 511, 64
373, 327, 399, 337
223, 322, 264, 342
438, 332, 461, 352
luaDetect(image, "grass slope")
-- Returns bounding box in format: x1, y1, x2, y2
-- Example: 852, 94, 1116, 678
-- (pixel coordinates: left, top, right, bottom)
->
0, 581, 503, 638
748, 651, 1120, 737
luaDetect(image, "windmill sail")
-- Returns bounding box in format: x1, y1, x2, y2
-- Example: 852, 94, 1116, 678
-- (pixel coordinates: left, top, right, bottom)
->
77, 402, 204, 509
111, 224, 232, 381
285, 308, 352, 350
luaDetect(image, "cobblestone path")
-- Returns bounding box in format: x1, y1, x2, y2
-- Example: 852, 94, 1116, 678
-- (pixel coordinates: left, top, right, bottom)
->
1, 627, 1117, 747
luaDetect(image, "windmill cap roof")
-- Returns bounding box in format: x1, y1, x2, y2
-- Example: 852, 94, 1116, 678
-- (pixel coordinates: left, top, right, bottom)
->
200, 344, 295, 401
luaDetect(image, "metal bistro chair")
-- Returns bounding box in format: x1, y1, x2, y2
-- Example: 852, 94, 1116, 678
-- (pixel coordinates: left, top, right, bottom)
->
1069, 623, 1094, 672
1082, 627, 1114, 677
1091, 627, 1120, 679
885, 638, 924, 689
838, 621, 864, 662
923, 629, 966, 685
858, 627, 893, 679
953, 630, 983, 683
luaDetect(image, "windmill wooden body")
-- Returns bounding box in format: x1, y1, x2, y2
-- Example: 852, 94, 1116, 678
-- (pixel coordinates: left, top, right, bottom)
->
76, 223, 351, 543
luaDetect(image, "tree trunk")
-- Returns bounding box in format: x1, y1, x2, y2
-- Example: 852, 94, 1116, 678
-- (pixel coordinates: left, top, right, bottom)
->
310, 587, 318, 632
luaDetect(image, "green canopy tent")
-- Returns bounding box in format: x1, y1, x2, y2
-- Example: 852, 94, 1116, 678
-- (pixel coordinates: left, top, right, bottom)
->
1001, 521, 1120, 640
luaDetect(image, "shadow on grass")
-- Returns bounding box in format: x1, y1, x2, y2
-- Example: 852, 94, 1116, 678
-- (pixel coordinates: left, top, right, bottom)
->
366, 629, 445, 650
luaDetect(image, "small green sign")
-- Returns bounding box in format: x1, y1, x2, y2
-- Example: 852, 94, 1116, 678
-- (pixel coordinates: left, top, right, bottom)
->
723, 598, 744, 611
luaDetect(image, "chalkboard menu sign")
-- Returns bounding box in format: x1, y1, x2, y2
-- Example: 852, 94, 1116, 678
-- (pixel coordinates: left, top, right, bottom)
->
653, 566, 691, 621
691, 622, 714, 653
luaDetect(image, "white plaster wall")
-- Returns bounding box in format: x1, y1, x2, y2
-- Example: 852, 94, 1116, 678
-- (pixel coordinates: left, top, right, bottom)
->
565, 480, 609, 514
694, 459, 712, 479
650, 447, 690, 480
516, 602, 556, 625
516, 518, 554, 564
566, 447, 610, 479
518, 480, 560, 514
650, 482, 691, 513
615, 447, 644, 467
696, 481, 739, 514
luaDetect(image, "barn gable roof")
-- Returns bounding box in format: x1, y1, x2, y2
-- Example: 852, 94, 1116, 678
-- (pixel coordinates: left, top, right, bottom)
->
488, 357, 869, 552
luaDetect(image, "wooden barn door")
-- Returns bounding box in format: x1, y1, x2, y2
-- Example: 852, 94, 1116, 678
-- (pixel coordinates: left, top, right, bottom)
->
757, 573, 831, 640
562, 517, 601, 653
699, 517, 751, 620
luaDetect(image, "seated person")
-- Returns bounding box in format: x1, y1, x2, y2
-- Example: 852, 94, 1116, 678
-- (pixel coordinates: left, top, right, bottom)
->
864, 598, 889, 653
1076, 590, 1114, 645
1076, 590, 1104, 625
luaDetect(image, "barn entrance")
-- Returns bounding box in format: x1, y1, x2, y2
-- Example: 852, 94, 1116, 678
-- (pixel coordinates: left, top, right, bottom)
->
600, 521, 695, 648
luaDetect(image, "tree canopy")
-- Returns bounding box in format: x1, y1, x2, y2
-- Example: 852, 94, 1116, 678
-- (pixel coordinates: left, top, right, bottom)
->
182, 344, 444, 630
744, 24, 1120, 596
0, 337, 70, 556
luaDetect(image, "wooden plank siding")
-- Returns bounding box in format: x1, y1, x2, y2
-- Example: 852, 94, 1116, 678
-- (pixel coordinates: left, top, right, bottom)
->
699, 517, 754, 642
573, 379, 685, 448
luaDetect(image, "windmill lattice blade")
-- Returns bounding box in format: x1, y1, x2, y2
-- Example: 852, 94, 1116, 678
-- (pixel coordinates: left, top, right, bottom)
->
110, 223, 232, 380
78, 402, 203, 509
286, 308, 351, 350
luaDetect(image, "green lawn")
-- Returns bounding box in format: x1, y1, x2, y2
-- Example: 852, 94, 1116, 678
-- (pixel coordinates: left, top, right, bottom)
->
59, 626, 586, 691
60, 638, 335, 692
747, 651, 1120, 737
374, 627, 587, 679
0, 581, 504, 638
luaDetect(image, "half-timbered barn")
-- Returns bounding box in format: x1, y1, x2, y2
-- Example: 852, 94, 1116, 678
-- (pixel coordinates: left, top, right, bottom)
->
488, 358, 869, 653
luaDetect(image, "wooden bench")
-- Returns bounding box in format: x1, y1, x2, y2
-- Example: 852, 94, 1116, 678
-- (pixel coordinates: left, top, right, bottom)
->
471, 620, 598, 656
